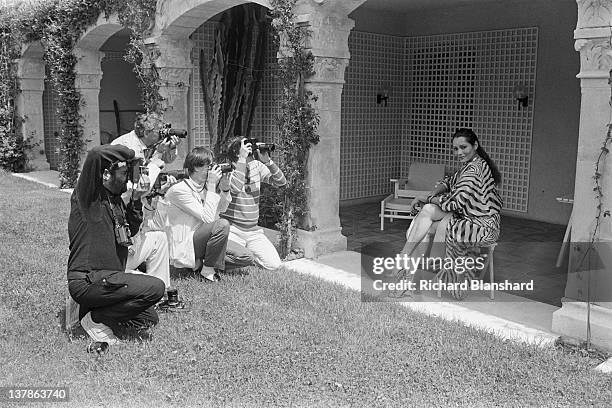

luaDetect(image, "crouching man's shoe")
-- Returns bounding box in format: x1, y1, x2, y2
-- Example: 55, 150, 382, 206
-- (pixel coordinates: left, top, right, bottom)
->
80, 312, 120, 345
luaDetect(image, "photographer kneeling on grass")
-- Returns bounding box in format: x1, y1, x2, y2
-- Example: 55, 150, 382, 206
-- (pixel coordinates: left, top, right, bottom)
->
111, 113, 187, 312
221, 137, 287, 270
67, 145, 165, 346
164, 147, 232, 282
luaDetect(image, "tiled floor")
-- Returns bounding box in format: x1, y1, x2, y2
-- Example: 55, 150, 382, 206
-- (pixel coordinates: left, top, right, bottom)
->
339, 202, 568, 306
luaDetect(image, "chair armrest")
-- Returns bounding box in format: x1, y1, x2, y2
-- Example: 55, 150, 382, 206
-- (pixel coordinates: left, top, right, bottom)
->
390, 178, 408, 184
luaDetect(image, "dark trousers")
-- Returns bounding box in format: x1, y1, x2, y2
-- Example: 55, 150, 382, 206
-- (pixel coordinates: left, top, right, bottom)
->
193, 218, 230, 270
69, 269, 165, 328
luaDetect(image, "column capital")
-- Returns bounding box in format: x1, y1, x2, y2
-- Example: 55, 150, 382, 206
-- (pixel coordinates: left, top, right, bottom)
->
310, 57, 350, 85
574, 36, 612, 79
576, 0, 612, 30
75, 73, 103, 91
74, 47, 103, 76
16, 56, 45, 82
294, 12, 354, 60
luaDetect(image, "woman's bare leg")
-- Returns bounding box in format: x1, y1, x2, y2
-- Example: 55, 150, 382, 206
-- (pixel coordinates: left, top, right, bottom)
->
400, 204, 449, 260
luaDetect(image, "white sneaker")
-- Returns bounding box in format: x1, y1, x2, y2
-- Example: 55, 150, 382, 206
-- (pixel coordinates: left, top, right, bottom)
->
200, 266, 217, 282
80, 312, 120, 345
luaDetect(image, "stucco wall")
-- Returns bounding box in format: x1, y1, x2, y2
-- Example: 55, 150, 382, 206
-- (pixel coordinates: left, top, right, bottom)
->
349, 0, 579, 225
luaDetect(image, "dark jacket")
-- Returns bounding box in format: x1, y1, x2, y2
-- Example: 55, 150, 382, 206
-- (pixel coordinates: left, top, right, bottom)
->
67, 145, 142, 278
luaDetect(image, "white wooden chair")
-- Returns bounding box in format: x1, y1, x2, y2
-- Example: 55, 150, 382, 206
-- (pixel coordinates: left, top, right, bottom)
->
380, 162, 446, 230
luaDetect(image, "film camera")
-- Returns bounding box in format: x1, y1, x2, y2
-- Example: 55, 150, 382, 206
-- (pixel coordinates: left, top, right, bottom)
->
212, 162, 234, 174
153, 169, 189, 191
245, 138, 275, 153
159, 123, 188, 142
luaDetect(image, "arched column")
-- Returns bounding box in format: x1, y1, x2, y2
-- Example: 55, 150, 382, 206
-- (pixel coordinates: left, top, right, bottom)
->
144, 35, 193, 169
16, 52, 48, 170
74, 47, 104, 155
552, 0, 612, 350
291, 9, 355, 257
16, 42, 49, 170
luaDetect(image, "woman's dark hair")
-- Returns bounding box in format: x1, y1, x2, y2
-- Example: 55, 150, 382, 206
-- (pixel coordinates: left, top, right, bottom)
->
220, 136, 244, 163
184, 147, 214, 175
452, 128, 501, 185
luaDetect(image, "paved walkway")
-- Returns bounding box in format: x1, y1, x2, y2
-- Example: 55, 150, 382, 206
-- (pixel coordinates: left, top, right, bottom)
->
10, 170, 612, 370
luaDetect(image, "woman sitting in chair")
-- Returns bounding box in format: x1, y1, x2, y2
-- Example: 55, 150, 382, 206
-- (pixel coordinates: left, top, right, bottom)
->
400, 128, 502, 299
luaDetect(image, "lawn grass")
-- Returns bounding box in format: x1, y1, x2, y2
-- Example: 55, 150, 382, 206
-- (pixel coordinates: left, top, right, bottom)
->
1, 171, 611, 407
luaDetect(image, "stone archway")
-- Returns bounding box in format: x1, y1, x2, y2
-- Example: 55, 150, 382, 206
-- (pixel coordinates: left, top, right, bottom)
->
74, 14, 126, 155
145, 0, 369, 256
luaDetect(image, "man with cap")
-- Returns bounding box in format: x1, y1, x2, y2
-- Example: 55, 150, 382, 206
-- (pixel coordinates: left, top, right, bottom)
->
67, 144, 165, 345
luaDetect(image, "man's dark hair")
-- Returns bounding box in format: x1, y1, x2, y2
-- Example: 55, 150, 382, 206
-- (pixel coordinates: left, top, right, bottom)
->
184, 147, 214, 175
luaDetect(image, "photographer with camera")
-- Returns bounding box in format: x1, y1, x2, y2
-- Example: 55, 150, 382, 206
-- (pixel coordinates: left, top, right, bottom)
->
221, 136, 286, 270
111, 113, 187, 311
164, 147, 232, 282
67, 145, 165, 346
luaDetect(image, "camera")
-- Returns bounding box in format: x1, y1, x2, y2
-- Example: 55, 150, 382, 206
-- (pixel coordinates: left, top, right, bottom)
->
153, 169, 189, 191
159, 123, 187, 142
245, 138, 275, 153
114, 223, 133, 247
211, 163, 234, 174
127, 158, 148, 184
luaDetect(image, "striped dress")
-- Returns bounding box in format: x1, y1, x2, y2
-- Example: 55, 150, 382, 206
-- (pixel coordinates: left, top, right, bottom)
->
221, 159, 286, 230
435, 155, 502, 299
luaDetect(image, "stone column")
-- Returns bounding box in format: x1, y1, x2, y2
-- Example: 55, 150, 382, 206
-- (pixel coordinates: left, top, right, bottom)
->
74, 47, 103, 156
16, 52, 49, 170
289, 11, 354, 257
145, 36, 192, 170
552, 0, 612, 351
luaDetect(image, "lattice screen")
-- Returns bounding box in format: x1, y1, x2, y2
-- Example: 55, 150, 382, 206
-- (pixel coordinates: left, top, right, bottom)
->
190, 22, 217, 148
404, 27, 538, 212
340, 31, 405, 200
42, 74, 61, 171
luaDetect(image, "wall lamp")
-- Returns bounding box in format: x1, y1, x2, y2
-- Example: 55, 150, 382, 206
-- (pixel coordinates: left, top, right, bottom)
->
513, 83, 529, 108
377, 85, 390, 106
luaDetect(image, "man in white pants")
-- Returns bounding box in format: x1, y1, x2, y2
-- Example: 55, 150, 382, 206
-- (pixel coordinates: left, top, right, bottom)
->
112, 113, 185, 310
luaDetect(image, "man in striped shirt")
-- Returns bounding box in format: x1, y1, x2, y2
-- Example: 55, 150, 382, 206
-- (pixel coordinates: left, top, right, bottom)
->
221, 137, 287, 270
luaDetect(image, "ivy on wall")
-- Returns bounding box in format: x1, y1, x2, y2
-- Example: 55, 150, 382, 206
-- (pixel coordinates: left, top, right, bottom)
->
0, 15, 27, 172
118, 0, 163, 115
0, 0, 160, 186
266, 0, 320, 259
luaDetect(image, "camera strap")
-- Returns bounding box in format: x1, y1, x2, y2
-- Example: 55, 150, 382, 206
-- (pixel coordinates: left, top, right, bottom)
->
105, 193, 128, 229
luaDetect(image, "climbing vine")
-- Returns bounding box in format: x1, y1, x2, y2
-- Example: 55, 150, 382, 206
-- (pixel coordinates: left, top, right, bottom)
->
118, 0, 163, 114
0, 13, 27, 172
0, 0, 161, 186
265, 0, 320, 259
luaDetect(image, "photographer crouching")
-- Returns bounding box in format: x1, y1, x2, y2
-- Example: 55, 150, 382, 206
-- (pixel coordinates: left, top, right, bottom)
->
67, 145, 165, 346
111, 113, 188, 311
221, 137, 286, 270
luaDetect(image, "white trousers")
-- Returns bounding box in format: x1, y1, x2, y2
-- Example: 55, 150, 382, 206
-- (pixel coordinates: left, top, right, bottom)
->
228, 226, 282, 270
126, 230, 170, 289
